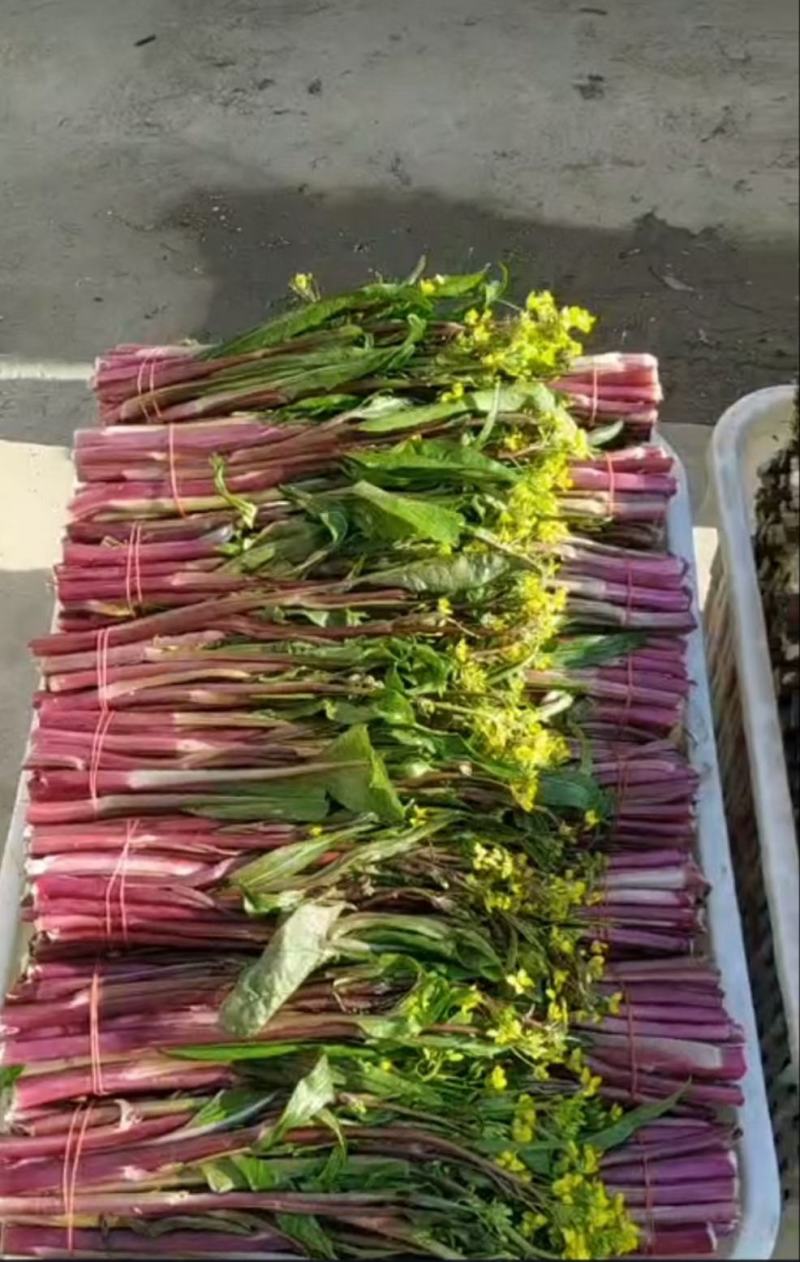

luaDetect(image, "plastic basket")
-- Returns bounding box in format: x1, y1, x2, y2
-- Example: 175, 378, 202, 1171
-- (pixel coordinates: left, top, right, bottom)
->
0, 444, 782, 1258
705, 385, 799, 1200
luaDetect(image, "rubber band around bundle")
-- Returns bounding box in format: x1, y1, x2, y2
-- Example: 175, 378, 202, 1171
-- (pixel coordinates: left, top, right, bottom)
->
168, 424, 189, 518
149, 356, 164, 420
104, 818, 138, 946
134, 353, 165, 424
642, 1145, 657, 1241
89, 967, 105, 1097
89, 628, 114, 805
615, 749, 633, 824
620, 648, 635, 729
62, 1101, 94, 1255
88, 710, 113, 806
135, 354, 156, 424
124, 523, 144, 615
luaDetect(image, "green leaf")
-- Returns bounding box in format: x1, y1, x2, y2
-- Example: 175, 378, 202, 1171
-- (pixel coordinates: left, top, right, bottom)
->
471, 382, 557, 416
231, 836, 335, 894
132, 1212, 265, 1238
323, 679, 414, 728
281, 345, 412, 400
0, 1066, 23, 1097
364, 551, 509, 595
203, 1154, 278, 1193
324, 723, 404, 822
207, 293, 384, 359
350, 438, 517, 489
193, 781, 330, 823
356, 397, 469, 434
211, 457, 258, 529
587, 419, 625, 447
262, 1054, 337, 1149
198, 727, 402, 825
585, 1090, 684, 1152
346, 480, 464, 546
280, 392, 361, 417
220, 903, 345, 1036
169, 1041, 307, 1062
237, 520, 331, 576
547, 631, 644, 670
426, 268, 489, 298
537, 768, 607, 813
275, 1213, 337, 1260
191, 1087, 274, 1131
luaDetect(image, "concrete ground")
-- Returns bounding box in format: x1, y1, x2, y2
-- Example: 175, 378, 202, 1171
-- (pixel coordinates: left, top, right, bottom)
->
0, 0, 797, 1245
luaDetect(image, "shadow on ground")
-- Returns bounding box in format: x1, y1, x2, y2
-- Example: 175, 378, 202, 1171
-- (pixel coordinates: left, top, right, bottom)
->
163, 184, 797, 427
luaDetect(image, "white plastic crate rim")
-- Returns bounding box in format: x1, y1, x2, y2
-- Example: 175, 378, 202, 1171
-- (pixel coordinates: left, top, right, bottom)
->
0, 443, 782, 1259
707, 385, 799, 1075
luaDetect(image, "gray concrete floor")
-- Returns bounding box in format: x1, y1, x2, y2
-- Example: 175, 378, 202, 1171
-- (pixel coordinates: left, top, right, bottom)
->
0, 1, 797, 1241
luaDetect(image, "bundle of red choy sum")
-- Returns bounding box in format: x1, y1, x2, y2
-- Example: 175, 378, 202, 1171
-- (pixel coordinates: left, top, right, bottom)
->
0, 268, 744, 1260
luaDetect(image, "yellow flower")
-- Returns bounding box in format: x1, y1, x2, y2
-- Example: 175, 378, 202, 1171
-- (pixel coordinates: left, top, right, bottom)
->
521, 1211, 547, 1239
561, 1226, 591, 1260
579, 1066, 601, 1098
290, 272, 318, 300
419, 278, 436, 295
308, 825, 324, 837
583, 809, 601, 830
488, 1064, 508, 1092
553, 1172, 583, 1204
496, 1150, 530, 1181
587, 953, 605, 981
436, 596, 453, 616
505, 967, 534, 996
440, 379, 466, 403
550, 927, 576, 956
512, 1095, 537, 1142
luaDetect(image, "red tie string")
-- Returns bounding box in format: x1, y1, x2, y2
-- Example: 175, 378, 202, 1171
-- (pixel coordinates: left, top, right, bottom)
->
124, 523, 144, 616
149, 356, 164, 420
61, 1102, 93, 1255
89, 968, 105, 1098
615, 749, 632, 823
168, 424, 188, 518
89, 628, 113, 806
104, 818, 138, 946
620, 648, 635, 730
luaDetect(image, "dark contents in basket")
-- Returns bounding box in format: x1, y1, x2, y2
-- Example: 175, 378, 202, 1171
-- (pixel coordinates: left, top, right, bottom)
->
754, 386, 800, 832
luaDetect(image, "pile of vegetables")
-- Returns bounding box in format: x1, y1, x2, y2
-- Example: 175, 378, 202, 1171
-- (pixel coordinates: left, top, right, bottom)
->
0, 267, 745, 1259
754, 389, 799, 827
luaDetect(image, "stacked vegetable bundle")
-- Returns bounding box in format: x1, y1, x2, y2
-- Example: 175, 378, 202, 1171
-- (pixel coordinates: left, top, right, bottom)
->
0, 270, 744, 1260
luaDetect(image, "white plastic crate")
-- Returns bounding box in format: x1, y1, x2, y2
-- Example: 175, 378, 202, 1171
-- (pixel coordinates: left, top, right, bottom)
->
0, 443, 782, 1258
704, 386, 798, 1199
